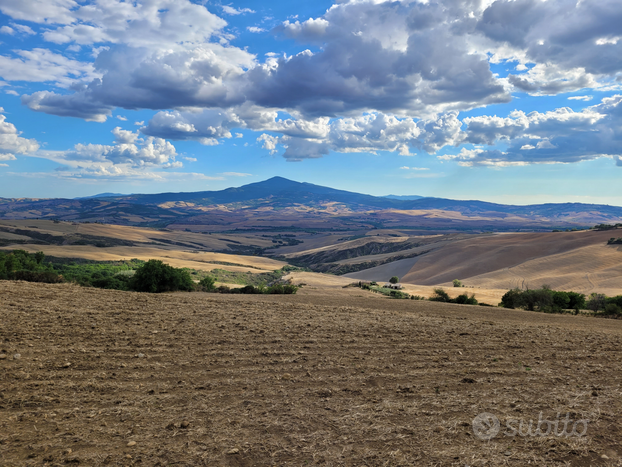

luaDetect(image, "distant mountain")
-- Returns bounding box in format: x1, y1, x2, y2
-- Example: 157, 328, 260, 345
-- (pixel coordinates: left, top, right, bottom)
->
74, 192, 129, 200
383, 194, 424, 201
121, 176, 404, 209
1, 176, 622, 230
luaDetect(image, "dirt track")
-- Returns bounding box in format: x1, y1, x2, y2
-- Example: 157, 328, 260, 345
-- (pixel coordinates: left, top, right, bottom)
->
2, 282, 622, 466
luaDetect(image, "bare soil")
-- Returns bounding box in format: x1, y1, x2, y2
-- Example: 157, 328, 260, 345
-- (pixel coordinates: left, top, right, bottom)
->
2, 282, 622, 466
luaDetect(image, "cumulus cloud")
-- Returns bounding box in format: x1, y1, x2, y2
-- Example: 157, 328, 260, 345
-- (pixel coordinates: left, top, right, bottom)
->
478, 0, 622, 93
3, 0, 622, 167
30, 127, 183, 179
0, 113, 40, 157
0, 0, 78, 24
40, 0, 227, 48
446, 95, 622, 166
0, 48, 98, 88
143, 107, 466, 160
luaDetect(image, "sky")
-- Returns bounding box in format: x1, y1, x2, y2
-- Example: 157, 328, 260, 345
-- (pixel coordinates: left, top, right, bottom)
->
0, 0, 621, 205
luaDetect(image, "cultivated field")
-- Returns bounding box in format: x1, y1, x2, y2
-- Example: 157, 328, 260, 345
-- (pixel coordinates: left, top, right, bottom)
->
2, 282, 622, 466
348, 230, 622, 296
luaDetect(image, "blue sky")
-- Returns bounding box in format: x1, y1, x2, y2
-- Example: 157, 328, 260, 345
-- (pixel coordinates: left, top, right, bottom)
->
0, 0, 621, 204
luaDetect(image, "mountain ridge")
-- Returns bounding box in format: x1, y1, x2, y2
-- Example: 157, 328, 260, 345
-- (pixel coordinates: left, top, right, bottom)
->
1, 176, 621, 229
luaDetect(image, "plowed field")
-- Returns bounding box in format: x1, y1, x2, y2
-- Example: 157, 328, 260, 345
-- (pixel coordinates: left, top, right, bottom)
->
1, 282, 622, 466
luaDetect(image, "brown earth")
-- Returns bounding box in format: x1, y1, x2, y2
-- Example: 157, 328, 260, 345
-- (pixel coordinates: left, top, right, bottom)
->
2, 282, 622, 466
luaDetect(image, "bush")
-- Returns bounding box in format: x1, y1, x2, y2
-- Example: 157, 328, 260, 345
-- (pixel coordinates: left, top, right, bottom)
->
453, 279, 462, 287
130, 260, 195, 293
552, 291, 570, 310
11, 270, 63, 283
410, 295, 425, 300
587, 293, 607, 312
603, 303, 622, 315
500, 289, 522, 309
389, 276, 399, 284
429, 288, 451, 302
388, 290, 409, 299
199, 276, 216, 292
454, 293, 478, 305
518, 287, 553, 311
567, 292, 586, 310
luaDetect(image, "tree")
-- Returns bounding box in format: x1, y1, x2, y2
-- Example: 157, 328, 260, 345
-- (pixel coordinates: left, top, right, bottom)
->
567, 292, 586, 310
453, 279, 462, 287
199, 276, 216, 292
429, 288, 451, 302
500, 289, 522, 309
389, 276, 399, 284
587, 293, 606, 312
131, 260, 195, 293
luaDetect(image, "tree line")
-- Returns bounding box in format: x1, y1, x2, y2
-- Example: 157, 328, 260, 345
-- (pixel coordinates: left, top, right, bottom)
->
0, 250, 297, 295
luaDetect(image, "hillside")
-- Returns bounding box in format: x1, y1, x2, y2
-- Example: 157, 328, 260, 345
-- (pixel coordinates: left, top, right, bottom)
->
345, 229, 622, 296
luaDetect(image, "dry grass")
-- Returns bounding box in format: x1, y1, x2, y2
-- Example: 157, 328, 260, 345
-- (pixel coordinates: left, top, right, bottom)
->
2, 282, 621, 466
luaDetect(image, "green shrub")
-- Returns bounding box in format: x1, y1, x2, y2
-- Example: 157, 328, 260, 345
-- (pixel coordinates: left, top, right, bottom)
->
11, 270, 63, 283
567, 292, 586, 310
603, 303, 622, 315
429, 288, 451, 302
199, 276, 216, 292
389, 276, 399, 284
552, 291, 570, 309
500, 289, 522, 309
454, 293, 478, 305
130, 260, 195, 293
453, 279, 462, 287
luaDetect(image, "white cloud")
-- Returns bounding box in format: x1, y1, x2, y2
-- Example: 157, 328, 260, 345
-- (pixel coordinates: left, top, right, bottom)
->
442, 95, 622, 167
280, 18, 329, 39
257, 134, 279, 155
568, 95, 593, 101
247, 26, 265, 33
222, 6, 254, 16
134, 121, 144, 126
182, 156, 197, 162
0, 0, 78, 24
0, 26, 14, 35
111, 126, 139, 144
115, 115, 127, 121
5, 90, 19, 96
0, 48, 98, 88
12, 24, 36, 35
29, 127, 182, 178
221, 172, 251, 177
0, 114, 40, 157
40, 0, 227, 48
